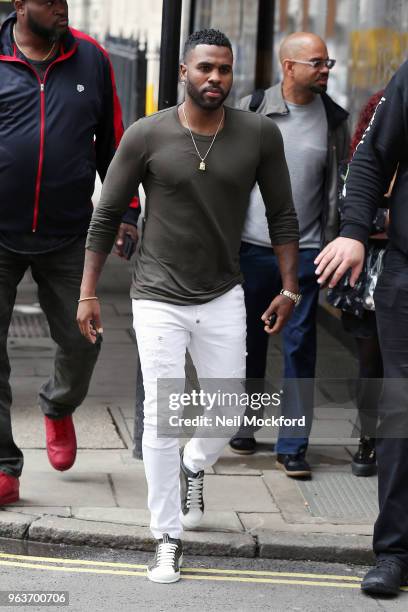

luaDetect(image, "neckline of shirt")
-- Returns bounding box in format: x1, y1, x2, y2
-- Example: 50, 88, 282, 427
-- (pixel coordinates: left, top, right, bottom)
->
285, 96, 323, 110
174, 105, 229, 141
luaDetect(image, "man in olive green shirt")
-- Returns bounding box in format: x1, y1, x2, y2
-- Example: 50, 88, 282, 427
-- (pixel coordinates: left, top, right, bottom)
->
78, 29, 299, 584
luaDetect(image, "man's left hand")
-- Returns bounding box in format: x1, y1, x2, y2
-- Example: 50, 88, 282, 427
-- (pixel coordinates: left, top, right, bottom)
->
314, 237, 365, 288
261, 295, 295, 335
115, 223, 139, 258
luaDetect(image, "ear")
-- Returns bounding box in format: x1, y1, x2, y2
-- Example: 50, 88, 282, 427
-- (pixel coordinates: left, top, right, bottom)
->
282, 59, 295, 78
14, 1, 25, 16
179, 62, 187, 83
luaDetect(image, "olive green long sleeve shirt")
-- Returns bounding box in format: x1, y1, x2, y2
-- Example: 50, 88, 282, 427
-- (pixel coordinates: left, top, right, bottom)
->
87, 106, 299, 304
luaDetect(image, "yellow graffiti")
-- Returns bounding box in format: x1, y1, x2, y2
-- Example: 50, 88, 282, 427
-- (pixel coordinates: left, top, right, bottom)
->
349, 28, 408, 89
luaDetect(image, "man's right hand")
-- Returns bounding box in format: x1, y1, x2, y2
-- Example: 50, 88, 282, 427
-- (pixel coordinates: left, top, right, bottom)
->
77, 299, 103, 344
314, 237, 365, 288
261, 294, 295, 335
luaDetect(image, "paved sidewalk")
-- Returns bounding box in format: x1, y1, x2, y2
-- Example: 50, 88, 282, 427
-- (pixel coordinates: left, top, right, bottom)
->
0, 256, 376, 564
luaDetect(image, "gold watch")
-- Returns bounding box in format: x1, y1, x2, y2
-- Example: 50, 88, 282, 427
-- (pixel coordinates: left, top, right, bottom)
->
280, 289, 302, 306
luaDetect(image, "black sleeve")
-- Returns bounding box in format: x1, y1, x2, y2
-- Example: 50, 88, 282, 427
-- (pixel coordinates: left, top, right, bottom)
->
337, 163, 388, 235
340, 66, 408, 243
94, 53, 122, 181
94, 51, 140, 226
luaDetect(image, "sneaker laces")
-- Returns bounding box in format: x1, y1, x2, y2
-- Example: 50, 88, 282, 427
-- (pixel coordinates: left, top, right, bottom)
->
47, 416, 74, 447
186, 474, 204, 509
155, 541, 178, 568
357, 437, 375, 459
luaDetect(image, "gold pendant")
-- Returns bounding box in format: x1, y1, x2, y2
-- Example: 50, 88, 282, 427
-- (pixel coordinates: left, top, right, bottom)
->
199, 161, 206, 171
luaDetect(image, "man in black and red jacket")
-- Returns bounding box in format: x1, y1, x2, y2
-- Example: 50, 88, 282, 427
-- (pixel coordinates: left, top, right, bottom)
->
0, 1, 140, 505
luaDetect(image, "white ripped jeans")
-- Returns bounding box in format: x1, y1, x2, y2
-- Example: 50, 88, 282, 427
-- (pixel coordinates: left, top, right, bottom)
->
132, 285, 246, 539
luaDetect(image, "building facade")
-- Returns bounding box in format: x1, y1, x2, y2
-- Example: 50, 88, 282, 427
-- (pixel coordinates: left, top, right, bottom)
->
191, 0, 408, 122
2, 0, 408, 125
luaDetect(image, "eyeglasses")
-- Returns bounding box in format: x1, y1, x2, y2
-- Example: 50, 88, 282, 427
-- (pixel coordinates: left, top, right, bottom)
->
288, 58, 336, 69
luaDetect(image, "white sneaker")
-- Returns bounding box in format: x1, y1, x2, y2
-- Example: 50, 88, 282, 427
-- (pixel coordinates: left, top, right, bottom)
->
179, 449, 204, 529
147, 533, 183, 584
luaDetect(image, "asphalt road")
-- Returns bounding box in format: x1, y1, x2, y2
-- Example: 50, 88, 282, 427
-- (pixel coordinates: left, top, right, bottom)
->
0, 538, 407, 612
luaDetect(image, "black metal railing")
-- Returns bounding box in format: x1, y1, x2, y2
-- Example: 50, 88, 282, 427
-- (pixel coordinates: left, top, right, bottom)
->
105, 34, 147, 128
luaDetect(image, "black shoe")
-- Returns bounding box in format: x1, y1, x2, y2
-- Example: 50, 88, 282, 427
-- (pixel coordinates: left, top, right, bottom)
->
352, 437, 377, 477
179, 448, 204, 529
276, 453, 311, 478
229, 437, 257, 455
147, 533, 183, 584
361, 558, 408, 596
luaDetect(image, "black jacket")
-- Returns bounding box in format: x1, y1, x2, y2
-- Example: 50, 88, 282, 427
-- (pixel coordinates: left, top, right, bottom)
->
0, 13, 139, 236
340, 62, 408, 253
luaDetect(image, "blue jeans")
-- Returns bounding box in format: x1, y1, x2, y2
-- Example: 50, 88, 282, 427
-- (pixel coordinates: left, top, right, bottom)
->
236, 242, 320, 455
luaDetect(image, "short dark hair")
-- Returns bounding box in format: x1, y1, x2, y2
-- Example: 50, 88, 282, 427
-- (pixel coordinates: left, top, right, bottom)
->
183, 28, 233, 61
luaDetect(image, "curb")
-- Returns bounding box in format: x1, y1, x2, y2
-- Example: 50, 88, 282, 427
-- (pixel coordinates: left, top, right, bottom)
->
256, 529, 375, 565
27, 516, 256, 558
0, 511, 374, 565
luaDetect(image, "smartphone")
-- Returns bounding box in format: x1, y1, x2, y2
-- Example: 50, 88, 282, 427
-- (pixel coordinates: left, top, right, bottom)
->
267, 313, 277, 328
123, 233, 137, 260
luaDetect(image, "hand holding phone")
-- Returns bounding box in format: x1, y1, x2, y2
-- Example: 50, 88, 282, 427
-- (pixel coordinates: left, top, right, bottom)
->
123, 233, 137, 260
267, 313, 277, 328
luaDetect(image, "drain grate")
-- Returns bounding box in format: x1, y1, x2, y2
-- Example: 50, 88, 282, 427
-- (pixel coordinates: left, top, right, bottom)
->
9, 312, 50, 339
297, 472, 378, 521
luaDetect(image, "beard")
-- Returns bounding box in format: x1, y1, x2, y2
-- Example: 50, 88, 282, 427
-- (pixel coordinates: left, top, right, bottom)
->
27, 10, 67, 43
186, 80, 229, 110
310, 83, 327, 94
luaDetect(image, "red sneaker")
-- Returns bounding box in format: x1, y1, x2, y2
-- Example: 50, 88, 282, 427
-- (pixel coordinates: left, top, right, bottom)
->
44, 415, 77, 471
0, 471, 20, 505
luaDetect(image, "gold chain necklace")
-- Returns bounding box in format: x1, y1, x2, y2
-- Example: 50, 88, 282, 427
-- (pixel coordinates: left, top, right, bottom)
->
13, 24, 56, 62
181, 103, 225, 171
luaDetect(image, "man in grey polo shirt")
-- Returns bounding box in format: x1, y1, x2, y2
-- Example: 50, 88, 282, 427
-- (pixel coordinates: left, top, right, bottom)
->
230, 32, 349, 478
